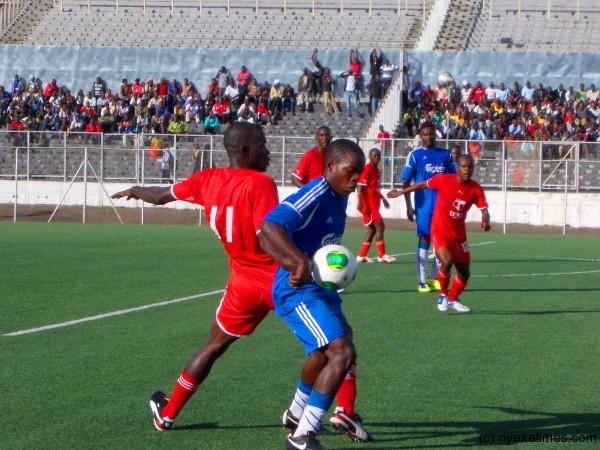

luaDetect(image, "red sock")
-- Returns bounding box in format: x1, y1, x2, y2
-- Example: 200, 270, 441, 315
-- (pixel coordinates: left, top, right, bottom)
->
162, 369, 202, 420
448, 275, 467, 302
358, 241, 371, 258
438, 270, 451, 295
336, 362, 357, 416
376, 240, 385, 258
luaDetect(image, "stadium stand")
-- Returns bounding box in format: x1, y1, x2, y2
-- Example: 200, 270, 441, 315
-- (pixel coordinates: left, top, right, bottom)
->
3, 0, 432, 49
466, 0, 600, 51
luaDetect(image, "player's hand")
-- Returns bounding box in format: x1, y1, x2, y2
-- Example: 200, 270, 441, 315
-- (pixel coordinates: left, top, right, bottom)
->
406, 206, 415, 222
387, 189, 402, 199
111, 189, 137, 200
382, 198, 390, 209
481, 222, 491, 232
289, 257, 311, 289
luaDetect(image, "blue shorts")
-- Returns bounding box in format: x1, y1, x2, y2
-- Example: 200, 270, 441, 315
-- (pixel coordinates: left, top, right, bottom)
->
278, 289, 348, 355
415, 208, 433, 237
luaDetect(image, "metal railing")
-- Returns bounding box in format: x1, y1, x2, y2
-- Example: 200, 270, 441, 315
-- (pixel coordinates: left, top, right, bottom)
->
58, 0, 428, 15
1, 130, 599, 192
0, 0, 29, 35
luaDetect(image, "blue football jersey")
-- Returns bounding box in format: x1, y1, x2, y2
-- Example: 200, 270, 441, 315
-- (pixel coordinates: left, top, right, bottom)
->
264, 177, 348, 315
401, 146, 455, 211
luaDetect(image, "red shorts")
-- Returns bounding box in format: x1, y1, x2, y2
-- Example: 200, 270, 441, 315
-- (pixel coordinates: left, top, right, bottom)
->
215, 278, 274, 337
432, 234, 471, 265
361, 198, 382, 226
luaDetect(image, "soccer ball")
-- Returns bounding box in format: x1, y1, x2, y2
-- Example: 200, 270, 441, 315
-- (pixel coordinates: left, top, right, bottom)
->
311, 244, 357, 291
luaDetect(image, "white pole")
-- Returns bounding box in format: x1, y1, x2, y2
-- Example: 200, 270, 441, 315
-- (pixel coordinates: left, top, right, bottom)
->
313, 0, 316, 17
563, 161, 568, 235
577, 0, 580, 20
369, 0, 372, 17
547, 0, 550, 19
13, 147, 18, 222
83, 147, 88, 223
502, 159, 507, 234
141, 145, 145, 225
199, 0, 202, 16
489, 0, 492, 18
518, 0, 521, 18
171, 0, 174, 14
256, 0, 258, 17
283, 0, 286, 16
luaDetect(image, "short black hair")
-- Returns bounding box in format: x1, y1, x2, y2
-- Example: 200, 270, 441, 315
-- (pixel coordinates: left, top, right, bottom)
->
223, 121, 264, 156
419, 121, 436, 132
457, 154, 474, 165
324, 139, 365, 165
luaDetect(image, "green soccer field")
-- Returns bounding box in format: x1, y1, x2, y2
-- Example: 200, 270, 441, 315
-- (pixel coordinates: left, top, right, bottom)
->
2, 222, 599, 449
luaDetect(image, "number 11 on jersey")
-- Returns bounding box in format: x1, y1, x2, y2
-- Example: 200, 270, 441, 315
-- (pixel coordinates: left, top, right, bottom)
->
210, 205, 234, 243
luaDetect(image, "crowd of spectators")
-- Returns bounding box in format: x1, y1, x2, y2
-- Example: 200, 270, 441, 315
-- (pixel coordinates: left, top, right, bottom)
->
4, 63, 598, 145
400, 78, 600, 144
0, 49, 401, 140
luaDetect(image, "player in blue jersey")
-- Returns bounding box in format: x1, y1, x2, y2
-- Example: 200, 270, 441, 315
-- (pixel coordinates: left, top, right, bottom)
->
401, 121, 456, 293
259, 139, 367, 450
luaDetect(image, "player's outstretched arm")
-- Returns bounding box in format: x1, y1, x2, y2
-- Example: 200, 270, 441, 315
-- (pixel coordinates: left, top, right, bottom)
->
387, 181, 427, 199
480, 208, 491, 232
379, 192, 390, 209
111, 186, 175, 205
259, 220, 311, 288
290, 175, 304, 189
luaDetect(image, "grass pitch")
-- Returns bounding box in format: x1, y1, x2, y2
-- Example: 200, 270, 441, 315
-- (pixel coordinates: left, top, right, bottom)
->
1, 222, 599, 449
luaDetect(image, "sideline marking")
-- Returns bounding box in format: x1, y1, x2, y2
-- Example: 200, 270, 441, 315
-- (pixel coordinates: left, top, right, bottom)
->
4, 289, 225, 337
537, 256, 600, 263
389, 241, 496, 258
370, 269, 600, 280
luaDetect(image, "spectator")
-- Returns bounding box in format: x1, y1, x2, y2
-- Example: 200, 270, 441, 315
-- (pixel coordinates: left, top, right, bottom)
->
236, 65, 252, 103
160, 147, 174, 184
203, 110, 219, 135
224, 80, 239, 108
366, 74, 383, 117
521, 81, 535, 103
43, 79, 59, 99
91, 77, 106, 100
216, 67, 232, 97
297, 68, 313, 113
322, 68, 340, 114
341, 70, 360, 118
180, 78, 195, 104
237, 97, 255, 123
256, 97, 271, 126
310, 48, 324, 103
167, 115, 189, 134
281, 83, 296, 115
380, 58, 397, 93
376, 124, 391, 153
369, 48, 383, 78
247, 79, 261, 103
349, 48, 364, 100
269, 79, 283, 121
184, 94, 203, 124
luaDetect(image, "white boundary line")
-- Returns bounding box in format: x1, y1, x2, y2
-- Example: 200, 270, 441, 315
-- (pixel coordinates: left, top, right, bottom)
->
537, 256, 600, 263
4, 289, 225, 337
389, 241, 496, 258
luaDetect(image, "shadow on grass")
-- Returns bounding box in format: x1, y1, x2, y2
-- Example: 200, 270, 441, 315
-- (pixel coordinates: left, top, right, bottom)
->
172, 407, 598, 448
361, 406, 599, 448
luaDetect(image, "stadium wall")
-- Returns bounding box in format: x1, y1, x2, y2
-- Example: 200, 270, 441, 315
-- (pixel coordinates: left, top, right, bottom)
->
2, 181, 598, 229
1, 46, 599, 96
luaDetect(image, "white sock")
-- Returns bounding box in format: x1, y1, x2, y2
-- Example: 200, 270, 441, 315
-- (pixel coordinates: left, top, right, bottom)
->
293, 405, 326, 437
289, 388, 310, 419
417, 246, 428, 284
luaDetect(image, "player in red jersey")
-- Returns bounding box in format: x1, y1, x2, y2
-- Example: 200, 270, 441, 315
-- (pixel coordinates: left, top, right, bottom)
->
291, 126, 331, 187
387, 154, 490, 312
111, 122, 280, 430
356, 148, 396, 263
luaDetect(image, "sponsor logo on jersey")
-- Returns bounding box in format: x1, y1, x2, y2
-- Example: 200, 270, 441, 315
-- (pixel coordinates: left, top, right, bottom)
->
425, 164, 447, 174
321, 233, 342, 246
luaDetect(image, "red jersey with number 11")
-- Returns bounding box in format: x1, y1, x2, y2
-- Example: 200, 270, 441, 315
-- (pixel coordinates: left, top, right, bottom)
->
172, 168, 279, 290
427, 174, 488, 242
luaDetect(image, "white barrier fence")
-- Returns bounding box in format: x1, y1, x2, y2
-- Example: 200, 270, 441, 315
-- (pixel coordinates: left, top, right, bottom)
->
0, 131, 598, 232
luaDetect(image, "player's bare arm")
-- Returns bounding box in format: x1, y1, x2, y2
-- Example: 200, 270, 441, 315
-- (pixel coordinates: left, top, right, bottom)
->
258, 220, 311, 288
481, 208, 491, 231
111, 186, 175, 205
356, 185, 364, 212
290, 175, 304, 189
379, 192, 390, 209
401, 179, 415, 221
387, 181, 427, 199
